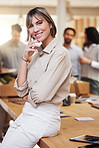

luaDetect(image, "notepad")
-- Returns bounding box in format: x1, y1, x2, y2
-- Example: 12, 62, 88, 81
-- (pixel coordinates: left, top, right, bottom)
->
74, 117, 94, 121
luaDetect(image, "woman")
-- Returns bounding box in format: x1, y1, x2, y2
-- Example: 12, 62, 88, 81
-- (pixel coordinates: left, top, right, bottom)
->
79, 27, 99, 95
1, 7, 71, 148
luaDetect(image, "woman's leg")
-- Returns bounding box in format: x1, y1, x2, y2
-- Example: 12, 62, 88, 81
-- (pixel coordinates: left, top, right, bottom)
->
1, 124, 38, 148
1, 113, 38, 148
1, 108, 60, 148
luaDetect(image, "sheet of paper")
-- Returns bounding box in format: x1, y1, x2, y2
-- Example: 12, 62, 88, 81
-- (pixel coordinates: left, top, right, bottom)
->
74, 117, 94, 121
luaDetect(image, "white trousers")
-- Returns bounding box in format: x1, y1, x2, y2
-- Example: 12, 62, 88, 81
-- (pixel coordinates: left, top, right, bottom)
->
1, 102, 60, 148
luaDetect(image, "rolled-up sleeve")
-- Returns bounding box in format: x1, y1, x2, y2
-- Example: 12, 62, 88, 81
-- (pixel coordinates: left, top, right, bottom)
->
14, 78, 29, 97
30, 51, 71, 103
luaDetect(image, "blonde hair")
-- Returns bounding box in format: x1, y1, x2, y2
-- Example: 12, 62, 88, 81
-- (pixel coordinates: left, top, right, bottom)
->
26, 7, 57, 40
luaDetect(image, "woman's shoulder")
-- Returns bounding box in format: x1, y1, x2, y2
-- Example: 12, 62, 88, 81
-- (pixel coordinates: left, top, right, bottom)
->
55, 42, 69, 57
93, 44, 99, 53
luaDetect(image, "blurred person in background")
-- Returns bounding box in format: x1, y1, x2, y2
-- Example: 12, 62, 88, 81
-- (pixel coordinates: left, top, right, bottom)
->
0, 23, 25, 77
63, 27, 83, 79
0, 24, 25, 142
79, 27, 99, 95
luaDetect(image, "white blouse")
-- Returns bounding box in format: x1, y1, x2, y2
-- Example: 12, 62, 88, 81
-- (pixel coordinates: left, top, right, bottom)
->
14, 38, 72, 108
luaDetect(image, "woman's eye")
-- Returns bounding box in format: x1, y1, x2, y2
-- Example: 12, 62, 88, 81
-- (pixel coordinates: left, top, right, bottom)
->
29, 25, 33, 28
38, 21, 43, 25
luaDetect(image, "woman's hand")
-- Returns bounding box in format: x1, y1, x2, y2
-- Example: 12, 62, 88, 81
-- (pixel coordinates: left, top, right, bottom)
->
23, 40, 40, 61
79, 56, 91, 65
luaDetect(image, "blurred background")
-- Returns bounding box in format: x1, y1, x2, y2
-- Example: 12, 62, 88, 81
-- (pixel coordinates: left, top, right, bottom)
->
0, 1, 99, 147
0, 0, 99, 47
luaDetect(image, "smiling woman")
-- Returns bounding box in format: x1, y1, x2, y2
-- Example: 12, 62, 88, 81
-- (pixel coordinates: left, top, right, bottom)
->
28, 15, 53, 47
1, 7, 72, 148
26, 7, 56, 47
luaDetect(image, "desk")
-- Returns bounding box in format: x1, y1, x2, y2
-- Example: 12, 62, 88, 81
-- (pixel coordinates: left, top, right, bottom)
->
40, 103, 99, 148
0, 98, 99, 148
0, 79, 17, 97
0, 79, 90, 98
0, 98, 23, 120
0, 79, 97, 148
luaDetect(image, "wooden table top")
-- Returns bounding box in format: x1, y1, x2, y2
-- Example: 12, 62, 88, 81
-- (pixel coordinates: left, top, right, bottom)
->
0, 98, 24, 120
39, 103, 99, 148
0, 79, 97, 148
0, 98, 99, 148
0, 78, 90, 98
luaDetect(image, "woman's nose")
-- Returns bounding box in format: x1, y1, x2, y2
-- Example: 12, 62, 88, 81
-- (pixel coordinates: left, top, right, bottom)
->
34, 25, 39, 32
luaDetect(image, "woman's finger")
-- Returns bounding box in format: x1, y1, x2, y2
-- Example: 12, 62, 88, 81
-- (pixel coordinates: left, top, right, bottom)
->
28, 43, 41, 49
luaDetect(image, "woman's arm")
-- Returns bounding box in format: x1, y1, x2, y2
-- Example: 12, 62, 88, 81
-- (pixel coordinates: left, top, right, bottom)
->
79, 56, 99, 69
17, 39, 40, 86
17, 57, 28, 87
15, 43, 34, 99
15, 39, 40, 99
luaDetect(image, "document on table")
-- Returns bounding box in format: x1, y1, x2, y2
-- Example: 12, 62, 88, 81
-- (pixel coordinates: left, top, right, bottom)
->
77, 96, 99, 103
74, 117, 94, 121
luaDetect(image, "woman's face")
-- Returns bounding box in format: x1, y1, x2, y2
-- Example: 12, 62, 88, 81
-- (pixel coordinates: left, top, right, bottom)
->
28, 15, 53, 46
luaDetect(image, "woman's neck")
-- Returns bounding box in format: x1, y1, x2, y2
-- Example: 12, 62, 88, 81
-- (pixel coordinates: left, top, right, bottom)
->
42, 36, 54, 48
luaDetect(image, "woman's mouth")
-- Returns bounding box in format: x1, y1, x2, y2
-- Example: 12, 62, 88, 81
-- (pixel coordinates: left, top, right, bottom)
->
35, 33, 43, 39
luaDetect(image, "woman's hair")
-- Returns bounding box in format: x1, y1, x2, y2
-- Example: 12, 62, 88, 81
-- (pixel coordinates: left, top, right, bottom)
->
26, 7, 57, 40
85, 27, 99, 45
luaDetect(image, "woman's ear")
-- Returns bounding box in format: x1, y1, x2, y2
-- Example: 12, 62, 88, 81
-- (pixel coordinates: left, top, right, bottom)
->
49, 23, 52, 29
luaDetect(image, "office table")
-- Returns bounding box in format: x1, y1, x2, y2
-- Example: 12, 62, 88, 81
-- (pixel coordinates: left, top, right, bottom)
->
0, 78, 97, 148
0, 98, 99, 148
0, 78, 90, 98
